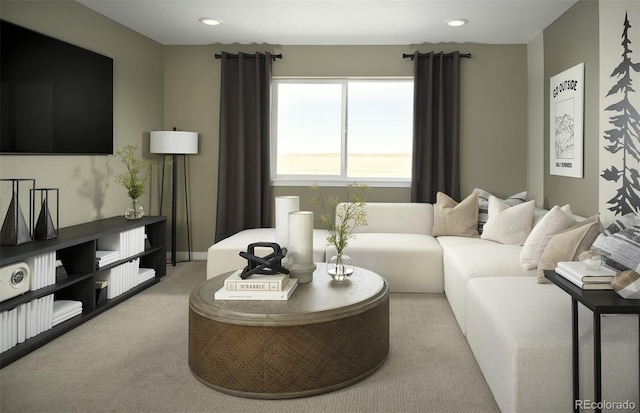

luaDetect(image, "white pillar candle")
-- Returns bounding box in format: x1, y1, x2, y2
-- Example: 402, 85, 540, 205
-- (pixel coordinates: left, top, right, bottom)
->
275, 196, 299, 249
287, 211, 316, 283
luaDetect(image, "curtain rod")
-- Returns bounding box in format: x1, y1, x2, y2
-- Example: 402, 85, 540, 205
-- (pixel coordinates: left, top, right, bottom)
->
215, 53, 282, 60
403, 52, 471, 60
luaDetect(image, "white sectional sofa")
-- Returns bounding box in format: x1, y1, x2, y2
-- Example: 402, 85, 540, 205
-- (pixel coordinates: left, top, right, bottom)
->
323, 203, 443, 293
206, 202, 639, 412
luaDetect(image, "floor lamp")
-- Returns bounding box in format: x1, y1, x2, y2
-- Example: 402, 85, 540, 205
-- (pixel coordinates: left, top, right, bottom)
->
150, 130, 198, 266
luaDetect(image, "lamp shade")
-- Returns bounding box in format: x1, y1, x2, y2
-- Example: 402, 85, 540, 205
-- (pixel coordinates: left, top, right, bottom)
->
150, 131, 198, 154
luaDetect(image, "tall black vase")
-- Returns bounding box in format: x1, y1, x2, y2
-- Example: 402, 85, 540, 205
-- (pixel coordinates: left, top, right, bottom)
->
32, 188, 59, 240
34, 198, 57, 240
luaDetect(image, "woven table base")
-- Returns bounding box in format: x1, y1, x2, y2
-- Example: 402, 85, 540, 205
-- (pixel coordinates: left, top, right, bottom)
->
189, 297, 389, 398
188, 267, 390, 399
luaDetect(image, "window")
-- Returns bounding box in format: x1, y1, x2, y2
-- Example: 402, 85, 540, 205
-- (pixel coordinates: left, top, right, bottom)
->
271, 78, 414, 185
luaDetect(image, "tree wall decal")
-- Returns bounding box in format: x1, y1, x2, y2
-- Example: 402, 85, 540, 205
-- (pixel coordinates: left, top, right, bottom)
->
602, 11, 640, 215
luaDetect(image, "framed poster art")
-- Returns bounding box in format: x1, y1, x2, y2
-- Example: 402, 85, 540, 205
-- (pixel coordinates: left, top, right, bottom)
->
550, 62, 584, 178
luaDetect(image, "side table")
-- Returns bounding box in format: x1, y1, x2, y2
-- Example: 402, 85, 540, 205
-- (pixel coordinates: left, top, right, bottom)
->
544, 270, 640, 413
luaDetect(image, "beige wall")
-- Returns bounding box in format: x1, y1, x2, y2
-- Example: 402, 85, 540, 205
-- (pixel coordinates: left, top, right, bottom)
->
163, 43, 528, 252
543, 0, 600, 217
527, 32, 545, 207
0, 1, 164, 227
3, 0, 631, 260
0, 2, 530, 256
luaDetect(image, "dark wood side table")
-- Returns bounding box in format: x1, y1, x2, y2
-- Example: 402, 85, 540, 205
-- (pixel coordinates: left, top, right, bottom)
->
544, 270, 640, 413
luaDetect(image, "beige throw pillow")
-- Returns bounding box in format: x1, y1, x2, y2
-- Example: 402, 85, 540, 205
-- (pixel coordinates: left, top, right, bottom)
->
432, 192, 479, 238
536, 214, 602, 283
480, 196, 535, 245
520, 205, 576, 270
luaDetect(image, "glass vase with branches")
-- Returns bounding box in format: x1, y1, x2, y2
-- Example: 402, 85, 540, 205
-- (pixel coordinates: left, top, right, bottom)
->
115, 145, 152, 219
311, 182, 369, 280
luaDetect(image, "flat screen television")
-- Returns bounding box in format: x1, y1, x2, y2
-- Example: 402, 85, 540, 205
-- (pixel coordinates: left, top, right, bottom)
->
1, 20, 114, 155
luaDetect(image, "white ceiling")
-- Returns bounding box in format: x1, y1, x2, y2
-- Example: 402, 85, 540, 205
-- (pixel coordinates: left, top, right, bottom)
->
77, 0, 578, 46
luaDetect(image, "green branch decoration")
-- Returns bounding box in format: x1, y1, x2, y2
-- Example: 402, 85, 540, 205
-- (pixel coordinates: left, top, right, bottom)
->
114, 145, 152, 200
311, 182, 369, 254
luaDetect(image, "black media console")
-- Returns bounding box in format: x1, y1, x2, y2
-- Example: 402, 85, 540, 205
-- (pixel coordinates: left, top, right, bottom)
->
0, 216, 166, 367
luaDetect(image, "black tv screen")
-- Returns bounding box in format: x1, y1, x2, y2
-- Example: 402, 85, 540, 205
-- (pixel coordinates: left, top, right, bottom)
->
1, 20, 113, 154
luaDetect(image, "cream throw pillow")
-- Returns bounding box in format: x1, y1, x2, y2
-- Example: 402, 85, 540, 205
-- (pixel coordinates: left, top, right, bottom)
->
536, 214, 602, 283
520, 205, 576, 270
474, 188, 527, 234
480, 196, 535, 245
432, 192, 479, 237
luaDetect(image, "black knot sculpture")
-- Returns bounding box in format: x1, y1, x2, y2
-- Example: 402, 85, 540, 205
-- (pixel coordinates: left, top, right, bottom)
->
239, 242, 290, 279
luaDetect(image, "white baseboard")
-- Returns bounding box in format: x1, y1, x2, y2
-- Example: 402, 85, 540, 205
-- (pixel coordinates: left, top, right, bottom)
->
192, 251, 207, 261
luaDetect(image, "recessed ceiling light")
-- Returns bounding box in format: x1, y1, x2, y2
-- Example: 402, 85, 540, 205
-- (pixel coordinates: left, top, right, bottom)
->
445, 18, 468, 27
199, 17, 223, 26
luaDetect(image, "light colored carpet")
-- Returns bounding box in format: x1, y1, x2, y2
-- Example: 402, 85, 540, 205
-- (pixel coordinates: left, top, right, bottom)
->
0, 261, 499, 413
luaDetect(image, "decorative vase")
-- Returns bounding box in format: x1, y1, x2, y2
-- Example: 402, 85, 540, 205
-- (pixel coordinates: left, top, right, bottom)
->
327, 253, 354, 281
612, 270, 640, 299
275, 196, 299, 263
124, 198, 144, 220
287, 211, 316, 284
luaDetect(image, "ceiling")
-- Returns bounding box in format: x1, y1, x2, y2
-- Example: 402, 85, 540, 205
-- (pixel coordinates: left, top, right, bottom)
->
76, 0, 578, 46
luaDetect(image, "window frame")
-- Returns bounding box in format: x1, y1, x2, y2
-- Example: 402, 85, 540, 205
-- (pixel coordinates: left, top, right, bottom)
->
270, 77, 413, 187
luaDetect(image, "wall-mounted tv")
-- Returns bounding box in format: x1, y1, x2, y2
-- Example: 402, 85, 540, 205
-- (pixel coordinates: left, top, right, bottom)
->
1, 20, 113, 155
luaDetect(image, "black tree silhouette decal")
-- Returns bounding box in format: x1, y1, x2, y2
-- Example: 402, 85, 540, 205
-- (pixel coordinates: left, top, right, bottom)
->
602, 11, 640, 215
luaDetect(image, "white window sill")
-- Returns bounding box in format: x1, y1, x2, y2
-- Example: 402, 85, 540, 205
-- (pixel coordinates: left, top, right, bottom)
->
271, 178, 411, 188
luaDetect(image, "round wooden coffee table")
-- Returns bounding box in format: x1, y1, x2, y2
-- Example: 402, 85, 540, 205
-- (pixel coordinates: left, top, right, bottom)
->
188, 264, 389, 399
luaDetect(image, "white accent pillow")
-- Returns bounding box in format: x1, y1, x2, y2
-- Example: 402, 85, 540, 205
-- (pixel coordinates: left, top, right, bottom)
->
519, 204, 576, 270
480, 196, 535, 245
474, 188, 527, 234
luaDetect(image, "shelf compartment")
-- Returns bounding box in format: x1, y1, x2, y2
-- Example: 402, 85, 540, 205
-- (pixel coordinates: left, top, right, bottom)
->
0, 309, 86, 367
95, 246, 162, 273
0, 216, 166, 368
0, 272, 93, 313
94, 277, 159, 313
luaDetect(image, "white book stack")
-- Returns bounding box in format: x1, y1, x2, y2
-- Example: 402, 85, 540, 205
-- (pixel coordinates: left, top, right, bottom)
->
1, 307, 17, 353
1, 294, 54, 353
555, 261, 616, 290
52, 300, 82, 326
25, 294, 54, 340
215, 269, 297, 301
25, 251, 56, 291
96, 259, 140, 299
98, 227, 145, 262
95, 250, 120, 268
224, 269, 290, 291
123, 259, 140, 293
138, 268, 155, 285
122, 227, 145, 257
